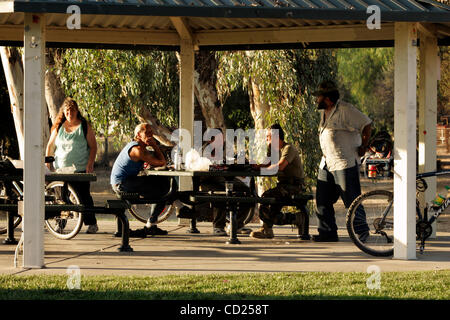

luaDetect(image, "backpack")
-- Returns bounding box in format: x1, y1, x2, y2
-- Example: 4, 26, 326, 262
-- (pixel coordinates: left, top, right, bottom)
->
57, 117, 88, 139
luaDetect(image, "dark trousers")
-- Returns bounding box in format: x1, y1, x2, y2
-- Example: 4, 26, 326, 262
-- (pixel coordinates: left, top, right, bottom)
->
315, 164, 369, 236
118, 175, 171, 224
259, 184, 302, 228
69, 181, 96, 226
199, 177, 252, 229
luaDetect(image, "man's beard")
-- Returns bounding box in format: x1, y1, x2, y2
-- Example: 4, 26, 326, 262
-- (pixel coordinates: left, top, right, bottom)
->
318, 101, 327, 110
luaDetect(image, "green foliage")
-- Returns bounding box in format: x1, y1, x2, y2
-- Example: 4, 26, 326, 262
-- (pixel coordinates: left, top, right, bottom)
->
222, 87, 254, 130
438, 46, 450, 121
337, 48, 394, 134
217, 49, 338, 188
57, 49, 179, 143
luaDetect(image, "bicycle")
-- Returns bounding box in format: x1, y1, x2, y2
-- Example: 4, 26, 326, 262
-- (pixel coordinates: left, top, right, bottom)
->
0, 156, 84, 240
346, 170, 450, 257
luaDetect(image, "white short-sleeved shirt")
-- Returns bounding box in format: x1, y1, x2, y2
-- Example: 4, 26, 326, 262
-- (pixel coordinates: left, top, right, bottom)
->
319, 100, 372, 172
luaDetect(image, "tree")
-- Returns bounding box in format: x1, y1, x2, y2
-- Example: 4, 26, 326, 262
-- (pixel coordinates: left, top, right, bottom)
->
438, 46, 450, 120
194, 50, 225, 133
217, 49, 338, 188
0, 47, 24, 159
0, 54, 19, 159
337, 48, 394, 133
57, 49, 180, 164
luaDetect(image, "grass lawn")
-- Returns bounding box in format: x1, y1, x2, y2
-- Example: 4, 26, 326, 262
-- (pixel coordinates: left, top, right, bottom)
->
0, 270, 448, 300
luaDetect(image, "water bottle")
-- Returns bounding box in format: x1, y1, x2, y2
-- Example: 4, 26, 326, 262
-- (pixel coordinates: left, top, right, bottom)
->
174, 146, 182, 170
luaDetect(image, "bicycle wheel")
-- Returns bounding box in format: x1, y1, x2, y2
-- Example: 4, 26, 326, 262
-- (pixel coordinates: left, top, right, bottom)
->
346, 190, 394, 257
128, 203, 175, 224
0, 183, 22, 234
45, 181, 83, 240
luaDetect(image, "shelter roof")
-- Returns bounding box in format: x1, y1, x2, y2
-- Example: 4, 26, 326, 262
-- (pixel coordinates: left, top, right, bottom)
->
0, 0, 449, 48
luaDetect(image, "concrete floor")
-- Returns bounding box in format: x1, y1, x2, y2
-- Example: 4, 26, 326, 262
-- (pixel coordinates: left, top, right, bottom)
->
1, 217, 449, 277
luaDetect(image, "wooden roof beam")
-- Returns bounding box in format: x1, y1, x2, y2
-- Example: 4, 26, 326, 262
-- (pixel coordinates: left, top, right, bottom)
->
170, 16, 199, 50
436, 24, 450, 37
417, 23, 437, 38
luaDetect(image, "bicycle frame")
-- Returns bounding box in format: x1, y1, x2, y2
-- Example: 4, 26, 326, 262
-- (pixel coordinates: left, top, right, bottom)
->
347, 169, 450, 257
415, 170, 450, 253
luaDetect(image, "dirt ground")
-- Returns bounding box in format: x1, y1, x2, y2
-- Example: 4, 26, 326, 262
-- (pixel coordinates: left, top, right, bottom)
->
90, 167, 450, 232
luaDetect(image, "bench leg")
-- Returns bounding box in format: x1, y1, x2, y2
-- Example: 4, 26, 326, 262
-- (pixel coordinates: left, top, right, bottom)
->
115, 215, 123, 237
296, 206, 311, 240
115, 210, 133, 252
226, 204, 240, 245
186, 218, 200, 234
3, 211, 18, 245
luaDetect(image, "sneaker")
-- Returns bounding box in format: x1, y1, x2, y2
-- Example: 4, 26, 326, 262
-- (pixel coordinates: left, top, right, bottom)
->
312, 234, 339, 242
86, 224, 99, 234
146, 225, 168, 236
250, 225, 274, 239
213, 228, 227, 236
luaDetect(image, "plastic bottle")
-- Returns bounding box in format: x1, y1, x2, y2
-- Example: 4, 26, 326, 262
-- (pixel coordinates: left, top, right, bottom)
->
174, 146, 182, 170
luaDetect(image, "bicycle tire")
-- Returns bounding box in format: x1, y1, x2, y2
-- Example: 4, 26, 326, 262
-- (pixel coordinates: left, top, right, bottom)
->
346, 190, 394, 257
0, 183, 22, 234
44, 181, 83, 240
128, 204, 175, 224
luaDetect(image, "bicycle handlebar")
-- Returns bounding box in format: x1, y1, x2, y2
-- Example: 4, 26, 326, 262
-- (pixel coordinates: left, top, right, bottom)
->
416, 170, 450, 179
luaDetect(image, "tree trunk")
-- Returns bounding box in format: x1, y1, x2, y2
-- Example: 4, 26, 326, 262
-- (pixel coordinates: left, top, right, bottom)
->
194, 50, 225, 133
45, 48, 65, 123
248, 76, 270, 130
1, 47, 67, 159
102, 136, 109, 167
0, 47, 25, 159
137, 107, 175, 147
246, 51, 271, 198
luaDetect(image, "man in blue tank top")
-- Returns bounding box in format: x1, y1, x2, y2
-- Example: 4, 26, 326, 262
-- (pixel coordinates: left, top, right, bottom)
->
111, 123, 170, 236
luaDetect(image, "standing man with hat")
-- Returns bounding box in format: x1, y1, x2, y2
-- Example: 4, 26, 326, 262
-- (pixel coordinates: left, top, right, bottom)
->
313, 80, 372, 242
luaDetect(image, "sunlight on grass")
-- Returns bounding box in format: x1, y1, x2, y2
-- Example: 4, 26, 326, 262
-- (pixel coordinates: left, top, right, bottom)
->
0, 271, 448, 300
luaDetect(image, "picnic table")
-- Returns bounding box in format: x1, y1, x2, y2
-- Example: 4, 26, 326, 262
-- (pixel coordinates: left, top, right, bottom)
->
0, 164, 132, 251
145, 166, 312, 244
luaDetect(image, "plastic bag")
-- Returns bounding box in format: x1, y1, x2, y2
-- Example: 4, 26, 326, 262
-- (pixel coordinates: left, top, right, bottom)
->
185, 149, 211, 171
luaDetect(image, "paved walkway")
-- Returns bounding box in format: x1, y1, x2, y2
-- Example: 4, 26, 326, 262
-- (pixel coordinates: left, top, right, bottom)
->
0, 218, 449, 276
